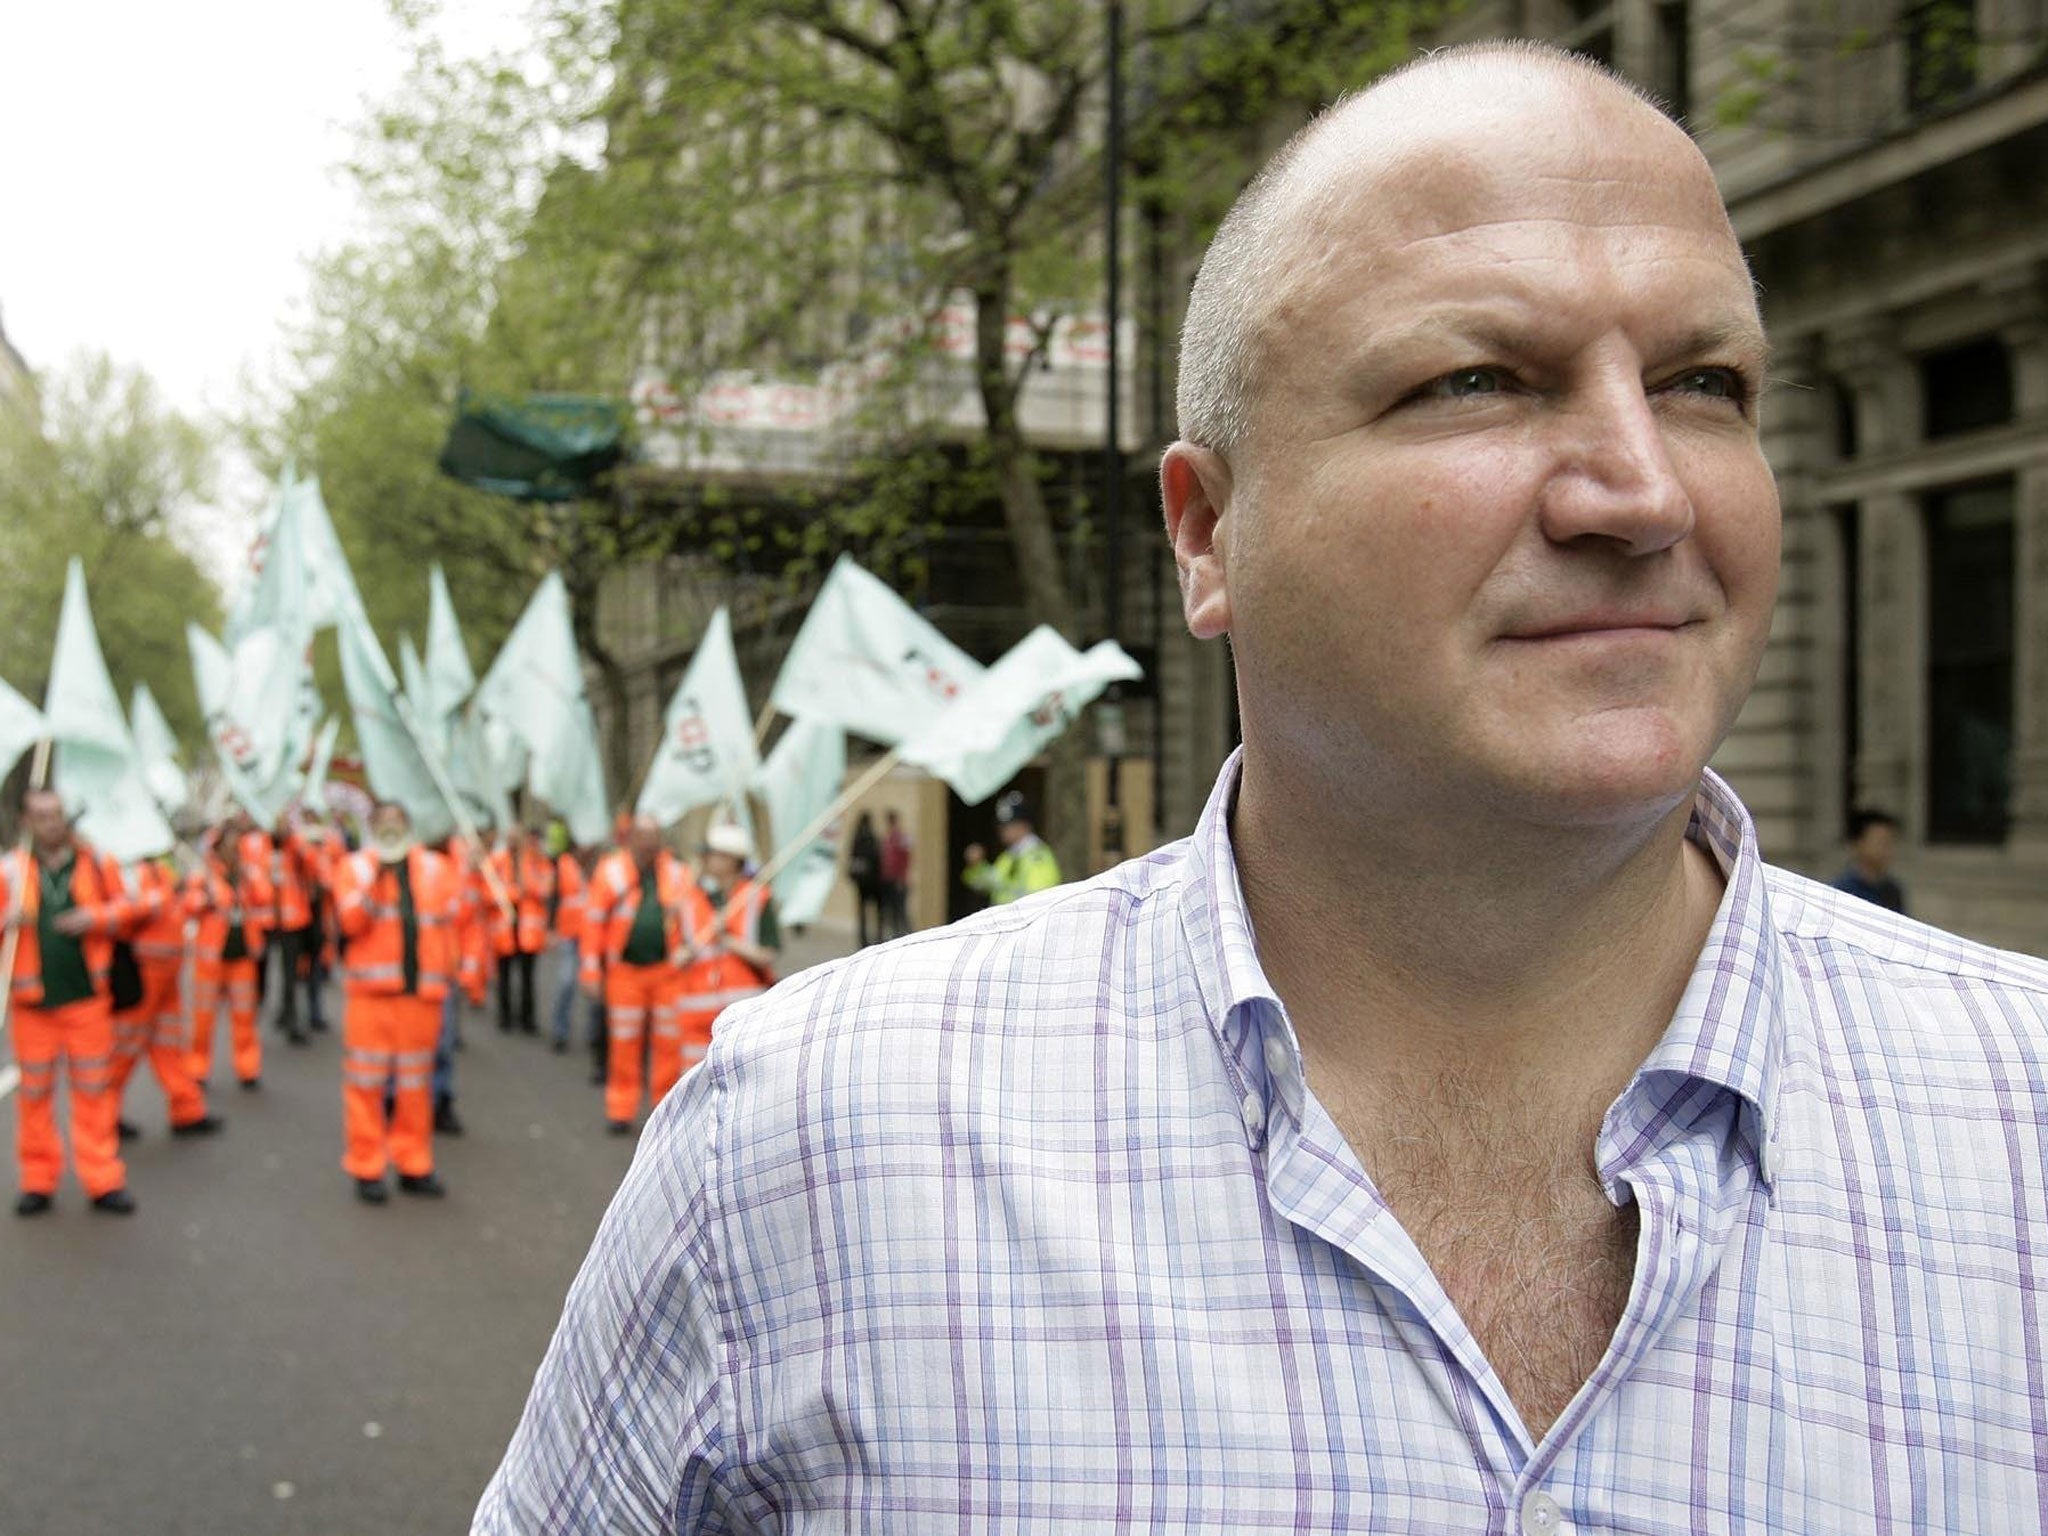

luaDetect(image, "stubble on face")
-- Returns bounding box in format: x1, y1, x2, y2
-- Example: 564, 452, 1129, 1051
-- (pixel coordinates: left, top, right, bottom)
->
1222, 68, 1780, 833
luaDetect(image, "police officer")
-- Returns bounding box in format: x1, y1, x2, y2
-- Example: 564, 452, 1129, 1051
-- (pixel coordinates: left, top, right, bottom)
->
962, 791, 1062, 906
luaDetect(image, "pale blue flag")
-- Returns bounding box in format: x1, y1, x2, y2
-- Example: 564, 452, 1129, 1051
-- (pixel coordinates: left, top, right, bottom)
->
426, 565, 477, 722
0, 674, 47, 787
767, 556, 984, 747
129, 682, 190, 814
300, 715, 341, 817
45, 560, 175, 861
475, 572, 609, 846
751, 715, 846, 927
227, 467, 369, 642
637, 607, 760, 828
337, 612, 454, 843
187, 623, 298, 825
901, 626, 1142, 806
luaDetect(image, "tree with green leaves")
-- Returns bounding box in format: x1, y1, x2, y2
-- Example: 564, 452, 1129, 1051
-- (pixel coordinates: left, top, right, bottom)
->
271, 0, 1431, 854
0, 352, 222, 748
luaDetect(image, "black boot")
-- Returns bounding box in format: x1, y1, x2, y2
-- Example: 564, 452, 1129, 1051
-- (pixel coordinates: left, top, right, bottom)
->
433, 1096, 465, 1136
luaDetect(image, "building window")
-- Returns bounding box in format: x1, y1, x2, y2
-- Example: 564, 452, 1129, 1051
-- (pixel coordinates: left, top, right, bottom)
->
1558, 0, 1616, 67
1925, 478, 2014, 844
1834, 504, 1861, 831
1652, 0, 1692, 120
1830, 377, 1860, 459
1904, 0, 1978, 113
1920, 336, 2013, 438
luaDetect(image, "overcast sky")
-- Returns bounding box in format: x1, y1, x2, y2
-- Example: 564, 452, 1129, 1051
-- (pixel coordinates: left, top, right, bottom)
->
0, 1, 527, 588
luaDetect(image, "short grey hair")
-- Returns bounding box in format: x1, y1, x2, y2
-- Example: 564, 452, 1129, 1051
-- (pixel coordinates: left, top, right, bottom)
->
1173, 42, 1667, 455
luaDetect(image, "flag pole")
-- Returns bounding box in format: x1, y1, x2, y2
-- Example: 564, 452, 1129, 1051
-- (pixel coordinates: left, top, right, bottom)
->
0, 737, 56, 1042
394, 696, 516, 926
682, 746, 896, 953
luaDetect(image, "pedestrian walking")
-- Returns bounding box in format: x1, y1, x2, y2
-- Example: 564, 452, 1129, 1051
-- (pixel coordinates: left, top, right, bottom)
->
110, 853, 219, 1139
847, 811, 883, 946
961, 791, 1061, 905
184, 830, 274, 1091
3, 787, 135, 1216
240, 817, 313, 1045
879, 809, 912, 939
581, 815, 698, 1134
545, 836, 587, 1055
489, 824, 552, 1036
331, 800, 464, 1204
673, 824, 778, 1079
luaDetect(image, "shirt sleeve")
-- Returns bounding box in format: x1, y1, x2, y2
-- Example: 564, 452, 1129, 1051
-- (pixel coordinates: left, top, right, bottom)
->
472, 1060, 739, 1534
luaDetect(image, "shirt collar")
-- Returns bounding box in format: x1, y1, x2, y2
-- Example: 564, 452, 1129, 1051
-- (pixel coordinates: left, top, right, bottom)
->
1180, 752, 1785, 1183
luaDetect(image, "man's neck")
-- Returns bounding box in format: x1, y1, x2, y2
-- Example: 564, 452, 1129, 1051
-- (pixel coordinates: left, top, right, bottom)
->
1852, 857, 1889, 884
33, 839, 71, 871
1232, 748, 1725, 1111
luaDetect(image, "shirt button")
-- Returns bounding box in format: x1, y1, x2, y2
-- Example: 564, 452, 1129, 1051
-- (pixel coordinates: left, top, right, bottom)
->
1263, 1036, 1291, 1079
1240, 1091, 1266, 1140
1521, 1491, 1563, 1536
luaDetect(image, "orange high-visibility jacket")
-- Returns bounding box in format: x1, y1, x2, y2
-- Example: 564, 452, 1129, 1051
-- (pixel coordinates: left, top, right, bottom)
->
579, 849, 704, 991
183, 854, 275, 961
0, 840, 131, 1006
121, 859, 188, 964
550, 852, 586, 943
487, 846, 555, 956
330, 846, 464, 1001
238, 828, 312, 932
449, 838, 491, 996
677, 876, 776, 1016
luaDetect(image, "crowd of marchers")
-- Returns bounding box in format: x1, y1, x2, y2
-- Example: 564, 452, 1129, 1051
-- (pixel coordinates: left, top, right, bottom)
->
2, 788, 781, 1213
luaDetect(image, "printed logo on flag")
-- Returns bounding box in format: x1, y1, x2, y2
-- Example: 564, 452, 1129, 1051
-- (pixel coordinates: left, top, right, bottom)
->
670, 695, 717, 775
902, 646, 968, 702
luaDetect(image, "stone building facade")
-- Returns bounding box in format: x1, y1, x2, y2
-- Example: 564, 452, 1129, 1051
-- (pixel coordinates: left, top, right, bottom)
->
600, 6, 2048, 954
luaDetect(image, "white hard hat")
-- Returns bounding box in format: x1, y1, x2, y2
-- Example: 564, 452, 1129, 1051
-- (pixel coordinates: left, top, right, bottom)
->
703, 823, 753, 861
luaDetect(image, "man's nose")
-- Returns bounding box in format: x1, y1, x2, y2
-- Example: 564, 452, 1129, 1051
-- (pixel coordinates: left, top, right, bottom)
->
1535, 371, 1696, 556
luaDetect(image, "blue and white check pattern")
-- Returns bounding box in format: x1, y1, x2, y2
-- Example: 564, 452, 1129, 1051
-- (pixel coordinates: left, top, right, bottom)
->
478, 753, 2048, 1533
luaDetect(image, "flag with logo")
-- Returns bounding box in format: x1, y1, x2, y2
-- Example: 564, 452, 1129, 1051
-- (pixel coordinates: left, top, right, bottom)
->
44, 559, 175, 861
767, 556, 984, 747
751, 715, 846, 926
337, 612, 454, 843
227, 467, 369, 642
129, 682, 190, 814
188, 624, 298, 825
0, 674, 47, 788
474, 572, 609, 846
901, 626, 1142, 806
637, 607, 759, 828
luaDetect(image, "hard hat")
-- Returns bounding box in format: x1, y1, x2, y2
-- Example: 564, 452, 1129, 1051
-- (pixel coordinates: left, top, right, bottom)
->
703, 823, 754, 861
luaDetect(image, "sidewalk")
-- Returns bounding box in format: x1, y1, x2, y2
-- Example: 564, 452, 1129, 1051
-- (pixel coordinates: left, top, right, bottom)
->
779, 918, 859, 977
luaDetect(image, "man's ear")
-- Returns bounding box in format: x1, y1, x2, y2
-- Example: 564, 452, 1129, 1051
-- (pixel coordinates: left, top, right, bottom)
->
1161, 443, 1234, 640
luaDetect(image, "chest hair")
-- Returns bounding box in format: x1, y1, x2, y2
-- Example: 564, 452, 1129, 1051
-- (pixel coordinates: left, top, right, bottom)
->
1324, 1072, 1640, 1440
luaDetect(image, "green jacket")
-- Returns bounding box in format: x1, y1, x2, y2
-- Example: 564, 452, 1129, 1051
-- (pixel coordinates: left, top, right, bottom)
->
963, 836, 1062, 905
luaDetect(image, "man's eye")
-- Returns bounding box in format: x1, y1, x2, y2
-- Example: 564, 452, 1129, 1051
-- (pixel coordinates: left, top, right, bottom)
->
1423, 367, 1507, 400
1670, 367, 1748, 402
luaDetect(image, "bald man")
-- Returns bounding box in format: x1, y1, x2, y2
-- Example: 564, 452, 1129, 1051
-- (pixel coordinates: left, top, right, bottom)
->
479, 46, 2048, 1532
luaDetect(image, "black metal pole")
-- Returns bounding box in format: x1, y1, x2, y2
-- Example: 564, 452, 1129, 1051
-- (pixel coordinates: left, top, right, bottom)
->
1103, 0, 1125, 836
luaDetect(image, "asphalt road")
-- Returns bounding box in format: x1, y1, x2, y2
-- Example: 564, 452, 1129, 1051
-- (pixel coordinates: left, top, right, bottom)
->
0, 926, 853, 1536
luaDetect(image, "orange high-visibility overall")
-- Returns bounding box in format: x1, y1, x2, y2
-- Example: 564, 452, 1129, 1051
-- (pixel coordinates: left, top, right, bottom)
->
184, 856, 274, 1085
331, 846, 461, 1181
674, 877, 776, 1078
109, 859, 208, 1126
3, 842, 131, 1199
581, 849, 701, 1122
